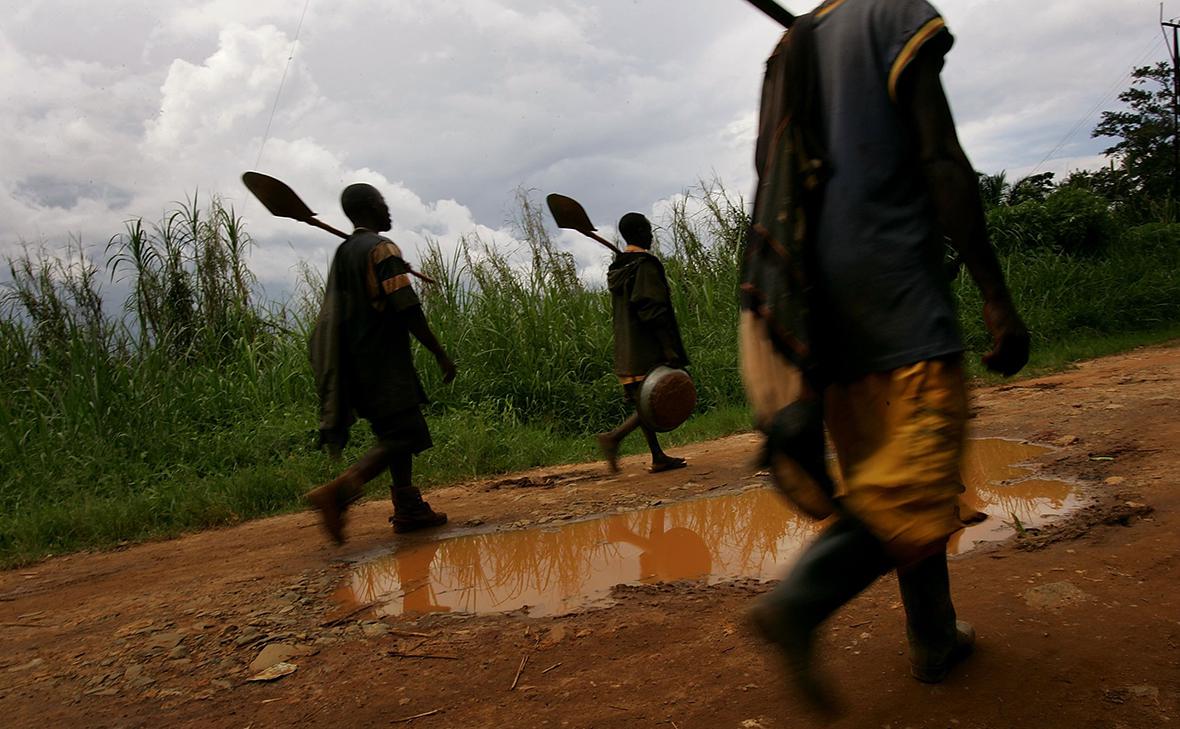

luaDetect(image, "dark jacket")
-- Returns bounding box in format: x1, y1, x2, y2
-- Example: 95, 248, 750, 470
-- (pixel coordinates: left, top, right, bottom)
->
607, 251, 688, 379
310, 231, 426, 448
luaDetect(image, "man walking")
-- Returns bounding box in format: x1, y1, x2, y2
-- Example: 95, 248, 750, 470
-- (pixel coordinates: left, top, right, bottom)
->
597, 213, 689, 474
747, 0, 1030, 712
305, 183, 456, 544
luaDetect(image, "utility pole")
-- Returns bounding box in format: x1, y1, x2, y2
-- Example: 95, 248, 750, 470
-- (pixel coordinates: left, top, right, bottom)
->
1162, 14, 1180, 199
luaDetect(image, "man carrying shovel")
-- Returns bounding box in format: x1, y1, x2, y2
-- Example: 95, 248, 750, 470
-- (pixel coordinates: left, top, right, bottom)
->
304, 183, 456, 544
596, 213, 690, 474
742, 0, 1031, 714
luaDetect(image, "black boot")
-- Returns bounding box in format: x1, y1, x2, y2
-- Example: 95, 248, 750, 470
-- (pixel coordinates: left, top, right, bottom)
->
390, 486, 447, 534
748, 518, 892, 715
898, 551, 975, 683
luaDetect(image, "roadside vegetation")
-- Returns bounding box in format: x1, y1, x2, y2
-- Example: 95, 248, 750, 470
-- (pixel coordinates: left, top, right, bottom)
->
2, 65, 1179, 566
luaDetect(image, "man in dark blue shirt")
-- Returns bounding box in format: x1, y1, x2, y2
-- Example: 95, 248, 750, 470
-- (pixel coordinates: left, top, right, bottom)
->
747, 0, 1029, 714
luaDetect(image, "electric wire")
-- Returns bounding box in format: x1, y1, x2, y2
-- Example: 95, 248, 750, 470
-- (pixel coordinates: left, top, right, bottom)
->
1030, 33, 1166, 176
254, 0, 314, 170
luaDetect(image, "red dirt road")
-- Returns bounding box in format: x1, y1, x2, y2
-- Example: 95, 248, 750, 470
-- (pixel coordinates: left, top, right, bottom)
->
1, 346, 1178, 728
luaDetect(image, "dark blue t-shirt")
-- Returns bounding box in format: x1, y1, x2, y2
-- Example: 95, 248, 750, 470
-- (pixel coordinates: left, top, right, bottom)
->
810, 0, 963, 380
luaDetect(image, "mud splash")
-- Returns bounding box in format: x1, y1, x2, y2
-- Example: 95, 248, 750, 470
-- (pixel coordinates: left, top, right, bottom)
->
335, 439, 1081, 618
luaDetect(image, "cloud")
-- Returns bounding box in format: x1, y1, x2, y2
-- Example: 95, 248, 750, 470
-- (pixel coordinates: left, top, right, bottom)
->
0, 0, 1173, 297
145, 24, 318, 155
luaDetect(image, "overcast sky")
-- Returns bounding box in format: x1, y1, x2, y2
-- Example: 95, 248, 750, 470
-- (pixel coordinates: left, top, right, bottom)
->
0, 0, 1173, 294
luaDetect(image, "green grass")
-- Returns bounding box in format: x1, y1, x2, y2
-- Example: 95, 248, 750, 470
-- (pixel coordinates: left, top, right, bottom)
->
2, 185, 1180, 567
0, 403, 757, 567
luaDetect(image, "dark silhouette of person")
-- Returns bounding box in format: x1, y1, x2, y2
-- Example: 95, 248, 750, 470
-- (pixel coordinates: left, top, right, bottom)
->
306, 183, 456, 544
597, 213, 690, 473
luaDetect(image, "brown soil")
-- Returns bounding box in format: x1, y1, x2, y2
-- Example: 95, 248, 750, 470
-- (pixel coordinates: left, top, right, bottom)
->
2, 346, 1179, 728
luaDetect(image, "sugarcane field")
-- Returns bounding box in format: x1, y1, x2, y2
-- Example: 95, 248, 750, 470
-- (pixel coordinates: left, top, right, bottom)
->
2, 2, 1179, 728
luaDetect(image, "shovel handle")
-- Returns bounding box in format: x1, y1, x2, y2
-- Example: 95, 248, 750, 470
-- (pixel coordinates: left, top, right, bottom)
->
745, 0, 796, 27
303, 217, 437, 285
305, 216, 348, 239
583, 230, 622, 255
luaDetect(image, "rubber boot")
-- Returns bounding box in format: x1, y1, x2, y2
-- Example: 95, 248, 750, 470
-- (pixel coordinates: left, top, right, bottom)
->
898, 551, 975, 683
748, 517, 892, 715
390, 486, 447, 534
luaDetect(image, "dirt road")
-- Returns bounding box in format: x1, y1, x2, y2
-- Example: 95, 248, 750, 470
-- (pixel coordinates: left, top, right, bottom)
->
2, 346, 1178, 728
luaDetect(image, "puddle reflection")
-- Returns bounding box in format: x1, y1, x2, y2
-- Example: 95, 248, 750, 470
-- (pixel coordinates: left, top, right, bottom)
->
336, 439, 1081, 618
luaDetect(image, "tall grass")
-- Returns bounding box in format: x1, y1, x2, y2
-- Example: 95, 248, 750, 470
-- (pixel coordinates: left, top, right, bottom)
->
1, 185, 1179, 565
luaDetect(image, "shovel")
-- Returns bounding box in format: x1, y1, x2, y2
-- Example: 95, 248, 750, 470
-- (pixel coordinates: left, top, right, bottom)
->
545, 193, 621, 255
744, 0, 796, 28
241, 171, 436, 284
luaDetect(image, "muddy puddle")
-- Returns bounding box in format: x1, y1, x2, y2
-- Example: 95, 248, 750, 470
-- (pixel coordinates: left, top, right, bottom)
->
334, 439, 1082, 618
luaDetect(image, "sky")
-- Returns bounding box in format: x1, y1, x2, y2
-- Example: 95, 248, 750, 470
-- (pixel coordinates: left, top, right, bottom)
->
0, 0, 1174, 295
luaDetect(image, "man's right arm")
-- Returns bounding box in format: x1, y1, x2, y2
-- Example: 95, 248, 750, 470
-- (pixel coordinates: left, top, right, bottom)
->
899, 48, 1030, 377
403, 305, 457, 384
371, 241, 456, 384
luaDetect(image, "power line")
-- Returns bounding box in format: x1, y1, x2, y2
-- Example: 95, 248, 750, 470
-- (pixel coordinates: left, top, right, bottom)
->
254, 0, 314, 170
1029, 33, 1166, 176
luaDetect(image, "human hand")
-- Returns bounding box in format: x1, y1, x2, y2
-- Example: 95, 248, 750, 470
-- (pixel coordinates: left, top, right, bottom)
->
436, 352, 457, 384
981, 299, 1030, 376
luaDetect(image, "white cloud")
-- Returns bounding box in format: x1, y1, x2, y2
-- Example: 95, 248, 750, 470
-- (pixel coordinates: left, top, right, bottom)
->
145, 24, 315, 155
1, 0, 1175, 296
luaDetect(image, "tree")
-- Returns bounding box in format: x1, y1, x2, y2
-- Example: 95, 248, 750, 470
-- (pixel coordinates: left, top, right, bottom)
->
975, 170, 1055, 209
977, 171, 1009, 209
1093, 62, 1176, 201
1007, 172, 1056, 205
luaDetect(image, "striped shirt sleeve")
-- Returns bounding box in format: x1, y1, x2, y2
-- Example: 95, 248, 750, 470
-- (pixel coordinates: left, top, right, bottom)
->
367, 238, 420, 312
883, 0, 954, 102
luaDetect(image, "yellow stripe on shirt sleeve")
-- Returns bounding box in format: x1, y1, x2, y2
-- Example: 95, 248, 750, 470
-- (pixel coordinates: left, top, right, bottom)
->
381, 273, 412, 295
888, 17, 947, 103
815, 0, 849, 19
370, 240, 403, 265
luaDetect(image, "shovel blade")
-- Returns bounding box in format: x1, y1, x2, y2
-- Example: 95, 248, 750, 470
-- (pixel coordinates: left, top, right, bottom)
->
242, 171, 317, 222
546, 193, 597, 233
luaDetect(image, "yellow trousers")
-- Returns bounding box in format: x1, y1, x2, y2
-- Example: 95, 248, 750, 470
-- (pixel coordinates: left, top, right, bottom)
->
825, 358, 969, 564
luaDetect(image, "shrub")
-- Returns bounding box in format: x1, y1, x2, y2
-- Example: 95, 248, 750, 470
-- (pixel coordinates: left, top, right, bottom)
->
985, 187, 1114, 255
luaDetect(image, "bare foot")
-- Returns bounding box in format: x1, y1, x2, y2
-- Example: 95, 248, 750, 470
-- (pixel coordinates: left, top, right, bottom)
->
596, 433, 622, 474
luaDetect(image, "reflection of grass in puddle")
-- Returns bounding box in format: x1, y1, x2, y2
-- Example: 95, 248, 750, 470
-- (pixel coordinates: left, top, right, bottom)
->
348, 493, 819, 616
438, 526, 625, 613
345, 439, 1082, 615
662, 495, 815, 576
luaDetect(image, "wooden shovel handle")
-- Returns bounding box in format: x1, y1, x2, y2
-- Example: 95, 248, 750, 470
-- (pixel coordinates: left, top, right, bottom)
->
585, 230, 621, 255
304, 217, 437, 285
745, 0, 796, 27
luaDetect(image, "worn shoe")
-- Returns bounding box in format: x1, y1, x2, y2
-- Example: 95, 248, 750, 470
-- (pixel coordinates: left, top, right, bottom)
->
391, 486, 448, 534
649, 456, 687, 473
747, 599, 842, 718
305, 480, 363, 545
910, 620, 976, 684
596, 433, 621, 474
390, 505, 448, 534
